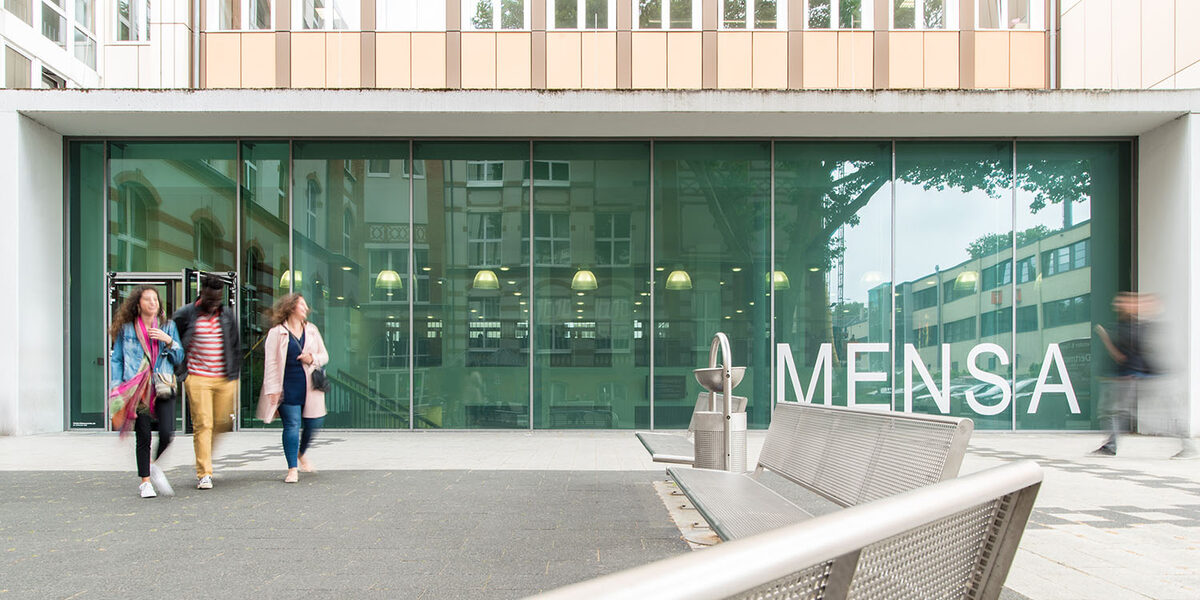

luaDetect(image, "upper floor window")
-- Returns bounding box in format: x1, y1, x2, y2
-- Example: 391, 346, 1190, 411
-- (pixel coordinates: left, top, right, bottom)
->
721, 0, 786, 30
4, 0, 32, 25
75, 0, 94, 31
805, 0, 871, 30
978, 0, 1041, 30
294, 0, 358, 30
1041, 239, 1089, 277
550, 0, 614, 29
74, 28, 96, 68
1015, 255, 1036, 283
5, 46, 31, 88
115, 0, 150, 41
636, 0, 701, 30
893, 0, 956, 29
466, 160, 504, 185
378, 0, 445, 31
463, 0, 530, 31
209, 0, 272, 31
523, 160, 570, 185
42, 1, 66, 47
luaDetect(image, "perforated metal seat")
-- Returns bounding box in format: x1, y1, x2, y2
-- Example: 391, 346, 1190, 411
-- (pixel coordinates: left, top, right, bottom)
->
636, 432, 696, 465
667, 466, 840, 540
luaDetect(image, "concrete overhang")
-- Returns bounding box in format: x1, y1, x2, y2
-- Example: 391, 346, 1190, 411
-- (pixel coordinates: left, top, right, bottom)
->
2, 88, 1198, 138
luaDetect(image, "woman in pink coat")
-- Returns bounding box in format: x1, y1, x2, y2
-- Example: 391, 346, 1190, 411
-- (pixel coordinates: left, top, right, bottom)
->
259, 294, 329, 483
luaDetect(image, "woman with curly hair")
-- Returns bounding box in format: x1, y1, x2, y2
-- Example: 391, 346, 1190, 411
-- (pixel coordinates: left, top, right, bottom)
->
258, 293, 329, 483
109, 285, 184, 498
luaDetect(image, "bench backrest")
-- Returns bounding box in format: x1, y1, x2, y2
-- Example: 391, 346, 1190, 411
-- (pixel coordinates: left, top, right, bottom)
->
757, 401, 974, 507
528, 460, 1042, 600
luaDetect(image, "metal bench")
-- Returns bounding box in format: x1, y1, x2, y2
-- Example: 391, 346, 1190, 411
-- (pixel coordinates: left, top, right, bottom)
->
669, 401, 974, 541
529, 460, 1042, 600
635, 393, 747, 465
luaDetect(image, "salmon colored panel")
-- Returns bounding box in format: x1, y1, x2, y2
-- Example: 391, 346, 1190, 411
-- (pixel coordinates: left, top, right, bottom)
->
1059, 3, 1085, 88
631, 32, 667, 88
291, 32, 326, 88
1179, 0, 1200, 72
974, 31, 1010, 89
923, 31, 959, 89
547, 32, 582, 89
205, 32, 241, 88
411, 33, 447, 88
802, 31, 837, 89
667, 32, 702, 89
837, 31, 873, 89
497, 32, 532, 89
581, 32, 617, 89
461, 32, 497, 88
752, 31, 787, 89
887, 31, 923, 89
717, 31, 752, 89
376, 33, 412, 88
1009, 32, 1046, 89
1141, 0, 1173, 88
326, 32, 361, 88
241, 32, 276, 88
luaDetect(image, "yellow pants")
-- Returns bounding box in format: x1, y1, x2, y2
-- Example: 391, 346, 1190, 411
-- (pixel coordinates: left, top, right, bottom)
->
185, 375, 238, 478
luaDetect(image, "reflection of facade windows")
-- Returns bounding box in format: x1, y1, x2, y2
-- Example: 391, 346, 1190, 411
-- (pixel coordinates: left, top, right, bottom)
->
595, 213, 630, 266
208, 0, 272, 30
115, 0, 150, 41
943, 317, 976, 343
942, 279, 976, 303
466, 160, 504, 185
550, 0, 615, 29
468, 297, 501, 350
805, 0, 871, 29
377, 0, 445, 30
1043, 294, 1090, 328
981, 261, 1012, 291
980, 307, 1013, 336
1016, 255, 1036, 283
463, 0, 530, 30
413, 248, 430, 303
534, 213, 570, 266
912, 285, 938, 310
1016, 305, 1038, 332
978, 0, 1039, 30
893, 0, 952, 29
304, 178, 320, 239
1042, 239, 1089, 277
636, 0, 701, 29
524, 160, 570, 184
112, 183, 149, 271
342, 208, 353, 256
721, 0, 786, 29
194, 220, 217, 269
295, 0, 359, 30
468, 212, 503, 266
367, 159, 390, 177
912, 324, 939, 347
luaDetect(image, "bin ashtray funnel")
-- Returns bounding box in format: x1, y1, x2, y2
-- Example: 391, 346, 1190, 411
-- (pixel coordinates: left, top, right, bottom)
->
693, 366, 746, 393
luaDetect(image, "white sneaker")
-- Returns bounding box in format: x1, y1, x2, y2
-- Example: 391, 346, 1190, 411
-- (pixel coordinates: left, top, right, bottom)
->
139, 481, 156, 498
197, 475, 213, 489
149, 464, 174, 496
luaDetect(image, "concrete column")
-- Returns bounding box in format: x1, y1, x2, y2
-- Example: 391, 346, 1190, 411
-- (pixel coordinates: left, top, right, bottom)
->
0, 111, 65, 435
1138, 112, 1200, 439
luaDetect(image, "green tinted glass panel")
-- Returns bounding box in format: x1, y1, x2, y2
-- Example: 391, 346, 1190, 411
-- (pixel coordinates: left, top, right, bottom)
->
654, 142, 771, 429
1013, 141, 1129, 430
69, 141, 106, 428
774, 141, 893, 410
895, 141, 1014, 430
532, 142, 650, 429
292, 141, 411, 428
240, 142, 291, 429
413, 142, 530, 429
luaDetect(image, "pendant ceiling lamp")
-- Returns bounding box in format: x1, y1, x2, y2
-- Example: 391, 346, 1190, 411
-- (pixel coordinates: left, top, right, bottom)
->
770, 270, 790, 290
665, 269, 692, 291
473, 269, 500, 290
279, 269, 302, 290
376, 270, 403, 290
571, 268, 598, 291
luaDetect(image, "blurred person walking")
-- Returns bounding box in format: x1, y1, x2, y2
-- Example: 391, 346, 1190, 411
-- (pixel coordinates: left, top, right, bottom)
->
258, 294, 329, 483
1092, 292, 1153, 456
109, 286, 184, 498
173, 275, 241, 489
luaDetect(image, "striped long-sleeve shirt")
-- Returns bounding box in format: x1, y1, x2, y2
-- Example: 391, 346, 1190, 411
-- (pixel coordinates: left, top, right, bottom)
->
187, 312, 226, 378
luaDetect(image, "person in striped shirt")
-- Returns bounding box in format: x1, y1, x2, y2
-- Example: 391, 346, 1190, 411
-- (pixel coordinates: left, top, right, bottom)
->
173, 275, 242, 489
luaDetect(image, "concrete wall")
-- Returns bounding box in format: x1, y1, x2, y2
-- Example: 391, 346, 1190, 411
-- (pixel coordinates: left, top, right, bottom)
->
1137, 112, 1198, 436
0, 111, 64, 434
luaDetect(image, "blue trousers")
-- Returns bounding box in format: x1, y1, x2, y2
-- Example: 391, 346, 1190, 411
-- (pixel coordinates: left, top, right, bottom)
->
279, 404, 324, 469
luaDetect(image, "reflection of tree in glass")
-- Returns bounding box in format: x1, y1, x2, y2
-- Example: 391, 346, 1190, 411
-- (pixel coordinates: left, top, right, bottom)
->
808, 0, 830, 28
501, 0, 524, 29
754, 0, 776, 28
555, 0, 577, 28
923, 0, 944, 28
724, 0, 746, 28
840, 0, 862, 28
639, 0, 662, 28
966, 225, 1053, 259
669, 0, 691, 28
471, 0, 493, 29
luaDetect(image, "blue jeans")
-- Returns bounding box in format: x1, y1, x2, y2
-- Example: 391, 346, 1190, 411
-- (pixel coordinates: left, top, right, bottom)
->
279, 404, 324, 469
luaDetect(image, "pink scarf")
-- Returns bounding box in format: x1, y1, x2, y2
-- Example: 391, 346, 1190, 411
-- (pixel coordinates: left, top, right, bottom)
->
108, 317, 160, 437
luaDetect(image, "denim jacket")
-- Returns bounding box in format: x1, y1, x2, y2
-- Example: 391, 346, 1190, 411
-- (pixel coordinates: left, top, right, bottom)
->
109, 320, 184, 390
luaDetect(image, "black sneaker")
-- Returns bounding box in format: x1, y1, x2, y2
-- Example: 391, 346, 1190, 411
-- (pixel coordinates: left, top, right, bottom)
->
1089, 446, 1116, 457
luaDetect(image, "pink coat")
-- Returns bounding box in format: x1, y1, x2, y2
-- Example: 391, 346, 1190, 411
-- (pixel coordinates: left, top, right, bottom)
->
260, 322, 329, 419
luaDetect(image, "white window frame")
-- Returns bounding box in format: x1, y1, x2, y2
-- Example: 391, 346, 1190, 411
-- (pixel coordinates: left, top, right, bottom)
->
534, 212, 570, 266
42, 0, 68, 47
461, 0, 532, 31
803, 0, 873, 30
634, 0, 702, 30
367, 159, 391, 177
595, 212, 631, 267
293, 0, 359, 31
73, 26, 97, 69
547, 0, 616, 30
466, 160, 505, 186
376, 0, 446, 31
891, 0, 958, 30
113, 0, 150, 42
719, 0, 788, 31
467, 212, 503, 267
976, 0, 1042, 30
75, 0, 96, 35
207, 0, 274, 32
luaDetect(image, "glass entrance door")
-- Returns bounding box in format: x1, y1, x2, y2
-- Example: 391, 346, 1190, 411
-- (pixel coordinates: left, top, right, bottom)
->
106, 271, 187, 432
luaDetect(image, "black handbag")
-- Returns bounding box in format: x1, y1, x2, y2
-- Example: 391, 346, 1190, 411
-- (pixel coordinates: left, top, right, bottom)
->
311, 367, 331, 392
